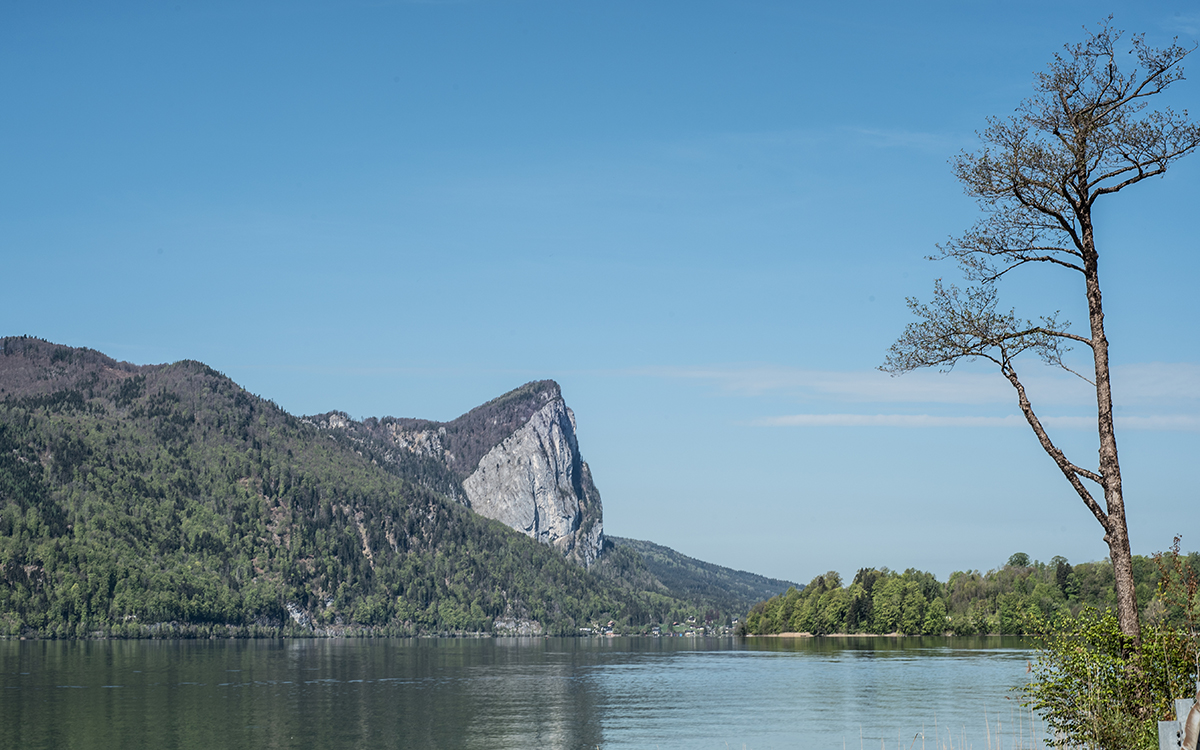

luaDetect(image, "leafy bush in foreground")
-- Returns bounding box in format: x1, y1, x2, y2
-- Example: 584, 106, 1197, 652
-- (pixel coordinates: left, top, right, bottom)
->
1023, 608, 1196, 750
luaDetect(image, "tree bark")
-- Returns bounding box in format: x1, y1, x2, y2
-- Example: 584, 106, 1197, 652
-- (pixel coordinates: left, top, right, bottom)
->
1078, 217, 1141, 644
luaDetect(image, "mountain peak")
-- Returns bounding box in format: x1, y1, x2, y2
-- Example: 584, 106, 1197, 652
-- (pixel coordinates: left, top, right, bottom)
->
307, 378, 604, 566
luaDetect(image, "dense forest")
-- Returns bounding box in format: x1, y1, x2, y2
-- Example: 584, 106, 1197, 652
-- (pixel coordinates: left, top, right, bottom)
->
0, 337, 721, 638
741, 550, 1200, 636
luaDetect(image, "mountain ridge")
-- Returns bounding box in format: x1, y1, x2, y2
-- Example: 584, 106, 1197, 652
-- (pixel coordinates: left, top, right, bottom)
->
303, 379, 603, 565
0, 336, 794, 637
608, 537, 801, 616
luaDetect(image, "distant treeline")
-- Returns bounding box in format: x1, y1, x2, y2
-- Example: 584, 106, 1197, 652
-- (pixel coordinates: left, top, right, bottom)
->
741, 552, 1200, 636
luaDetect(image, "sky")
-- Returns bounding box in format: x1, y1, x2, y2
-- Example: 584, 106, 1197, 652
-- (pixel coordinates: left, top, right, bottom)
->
3, 0, 1199, 585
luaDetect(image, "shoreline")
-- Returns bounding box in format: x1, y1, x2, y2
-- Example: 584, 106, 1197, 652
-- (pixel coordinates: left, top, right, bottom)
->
752, 631, 1006, 638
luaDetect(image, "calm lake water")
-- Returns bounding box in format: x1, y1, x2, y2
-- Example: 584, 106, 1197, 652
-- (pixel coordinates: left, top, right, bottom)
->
0, 636, 1043, 750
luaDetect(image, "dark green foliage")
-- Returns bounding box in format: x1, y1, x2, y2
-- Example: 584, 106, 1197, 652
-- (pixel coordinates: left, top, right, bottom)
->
1024, 608, 1197, 750
1008, 552, 1031, 568
1032, 540, 1200, 744
113, 375, 145, 409
0, 339, 692, 638
742, 551, 1200, 637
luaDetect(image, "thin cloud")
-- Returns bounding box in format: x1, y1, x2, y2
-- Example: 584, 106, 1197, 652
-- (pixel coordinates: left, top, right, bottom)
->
638, 365, 1014, 404
752, 413, 1200, 431
641, 363, 1200, 408
1113, 363, 1200, 402
852, 128, 975, 154
754, 414, 1026, 428
1111, 415, 1200, 431
1165, 13, 1199, 36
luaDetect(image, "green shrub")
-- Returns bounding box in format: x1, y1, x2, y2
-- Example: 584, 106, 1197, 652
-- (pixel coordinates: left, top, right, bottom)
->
1023, 608, 1196, 750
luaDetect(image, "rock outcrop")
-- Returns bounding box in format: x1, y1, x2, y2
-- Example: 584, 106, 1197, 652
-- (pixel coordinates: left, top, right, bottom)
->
461, 395, 603, 566
306, 381, 605, 566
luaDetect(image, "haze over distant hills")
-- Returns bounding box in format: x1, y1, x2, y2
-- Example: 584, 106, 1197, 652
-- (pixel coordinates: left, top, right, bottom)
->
0, 336, 797, 637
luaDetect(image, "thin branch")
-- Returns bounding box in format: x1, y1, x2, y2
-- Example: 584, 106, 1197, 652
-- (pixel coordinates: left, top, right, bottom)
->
1090, 164, 1169, 199
1071, 464, 1105, 486
884, 19, 1197, 643
1058, 362, 1097, 387
1001, 365, 1109, 526
977, 255, 1086, 282
1009, 187, 1084, 247
1041, 330, 1094, 347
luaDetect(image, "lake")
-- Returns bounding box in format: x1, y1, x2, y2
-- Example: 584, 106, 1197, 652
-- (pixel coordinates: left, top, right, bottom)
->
1, 636, 1043, 750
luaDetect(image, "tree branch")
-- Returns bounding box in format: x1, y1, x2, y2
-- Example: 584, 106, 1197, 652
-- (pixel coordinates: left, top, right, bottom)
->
975, 254, 1086, 282
881, 282, 1079, 375
1042, 330, 1093, 347
1000, 364, 1110, 526
1091, 164, 1169, 199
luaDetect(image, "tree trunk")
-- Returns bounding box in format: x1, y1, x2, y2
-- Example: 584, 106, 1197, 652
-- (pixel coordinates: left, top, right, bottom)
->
1082, 219, 1141, 644
1106, 503, 1140, 644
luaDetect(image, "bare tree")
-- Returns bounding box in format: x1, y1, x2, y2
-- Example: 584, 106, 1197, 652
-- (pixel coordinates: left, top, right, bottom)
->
882, 19, 1200, 643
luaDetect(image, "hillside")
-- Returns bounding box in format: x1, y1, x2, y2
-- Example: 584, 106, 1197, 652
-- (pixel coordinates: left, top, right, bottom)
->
0, 337, 690, 637
608, 536, 800, 617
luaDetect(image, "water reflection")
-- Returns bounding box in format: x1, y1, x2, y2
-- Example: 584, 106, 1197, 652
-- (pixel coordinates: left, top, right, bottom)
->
1, 636, 1038, 750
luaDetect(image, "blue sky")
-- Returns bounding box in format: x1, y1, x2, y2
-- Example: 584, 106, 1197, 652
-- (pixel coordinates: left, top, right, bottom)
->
3, 1, 1198, 583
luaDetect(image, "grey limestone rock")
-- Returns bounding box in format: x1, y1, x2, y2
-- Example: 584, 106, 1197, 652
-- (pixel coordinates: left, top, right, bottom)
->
491, 617, 545, 636
462, 397, 604, 566
307, 381, 605, 566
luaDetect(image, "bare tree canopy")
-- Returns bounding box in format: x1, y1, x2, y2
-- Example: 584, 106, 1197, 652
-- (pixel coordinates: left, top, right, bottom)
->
882, 18, 1200, 643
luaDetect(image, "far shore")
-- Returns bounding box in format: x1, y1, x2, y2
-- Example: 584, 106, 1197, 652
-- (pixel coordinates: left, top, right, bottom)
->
753, 631, 1006, 638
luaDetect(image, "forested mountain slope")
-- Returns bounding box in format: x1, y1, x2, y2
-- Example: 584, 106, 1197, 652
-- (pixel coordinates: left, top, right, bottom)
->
608, 536, 800, 617
0, 337, 689, 637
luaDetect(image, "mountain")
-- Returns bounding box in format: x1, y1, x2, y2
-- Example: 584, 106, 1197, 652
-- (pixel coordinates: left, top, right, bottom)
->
608, 537, 801, 617
0, 337, 795, 638
303, 380, 603, 566
0, 337, 684, 637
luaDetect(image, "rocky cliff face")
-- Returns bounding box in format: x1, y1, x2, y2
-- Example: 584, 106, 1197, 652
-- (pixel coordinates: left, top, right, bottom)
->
306, 381, 605, 566
461, 396, 603, 566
